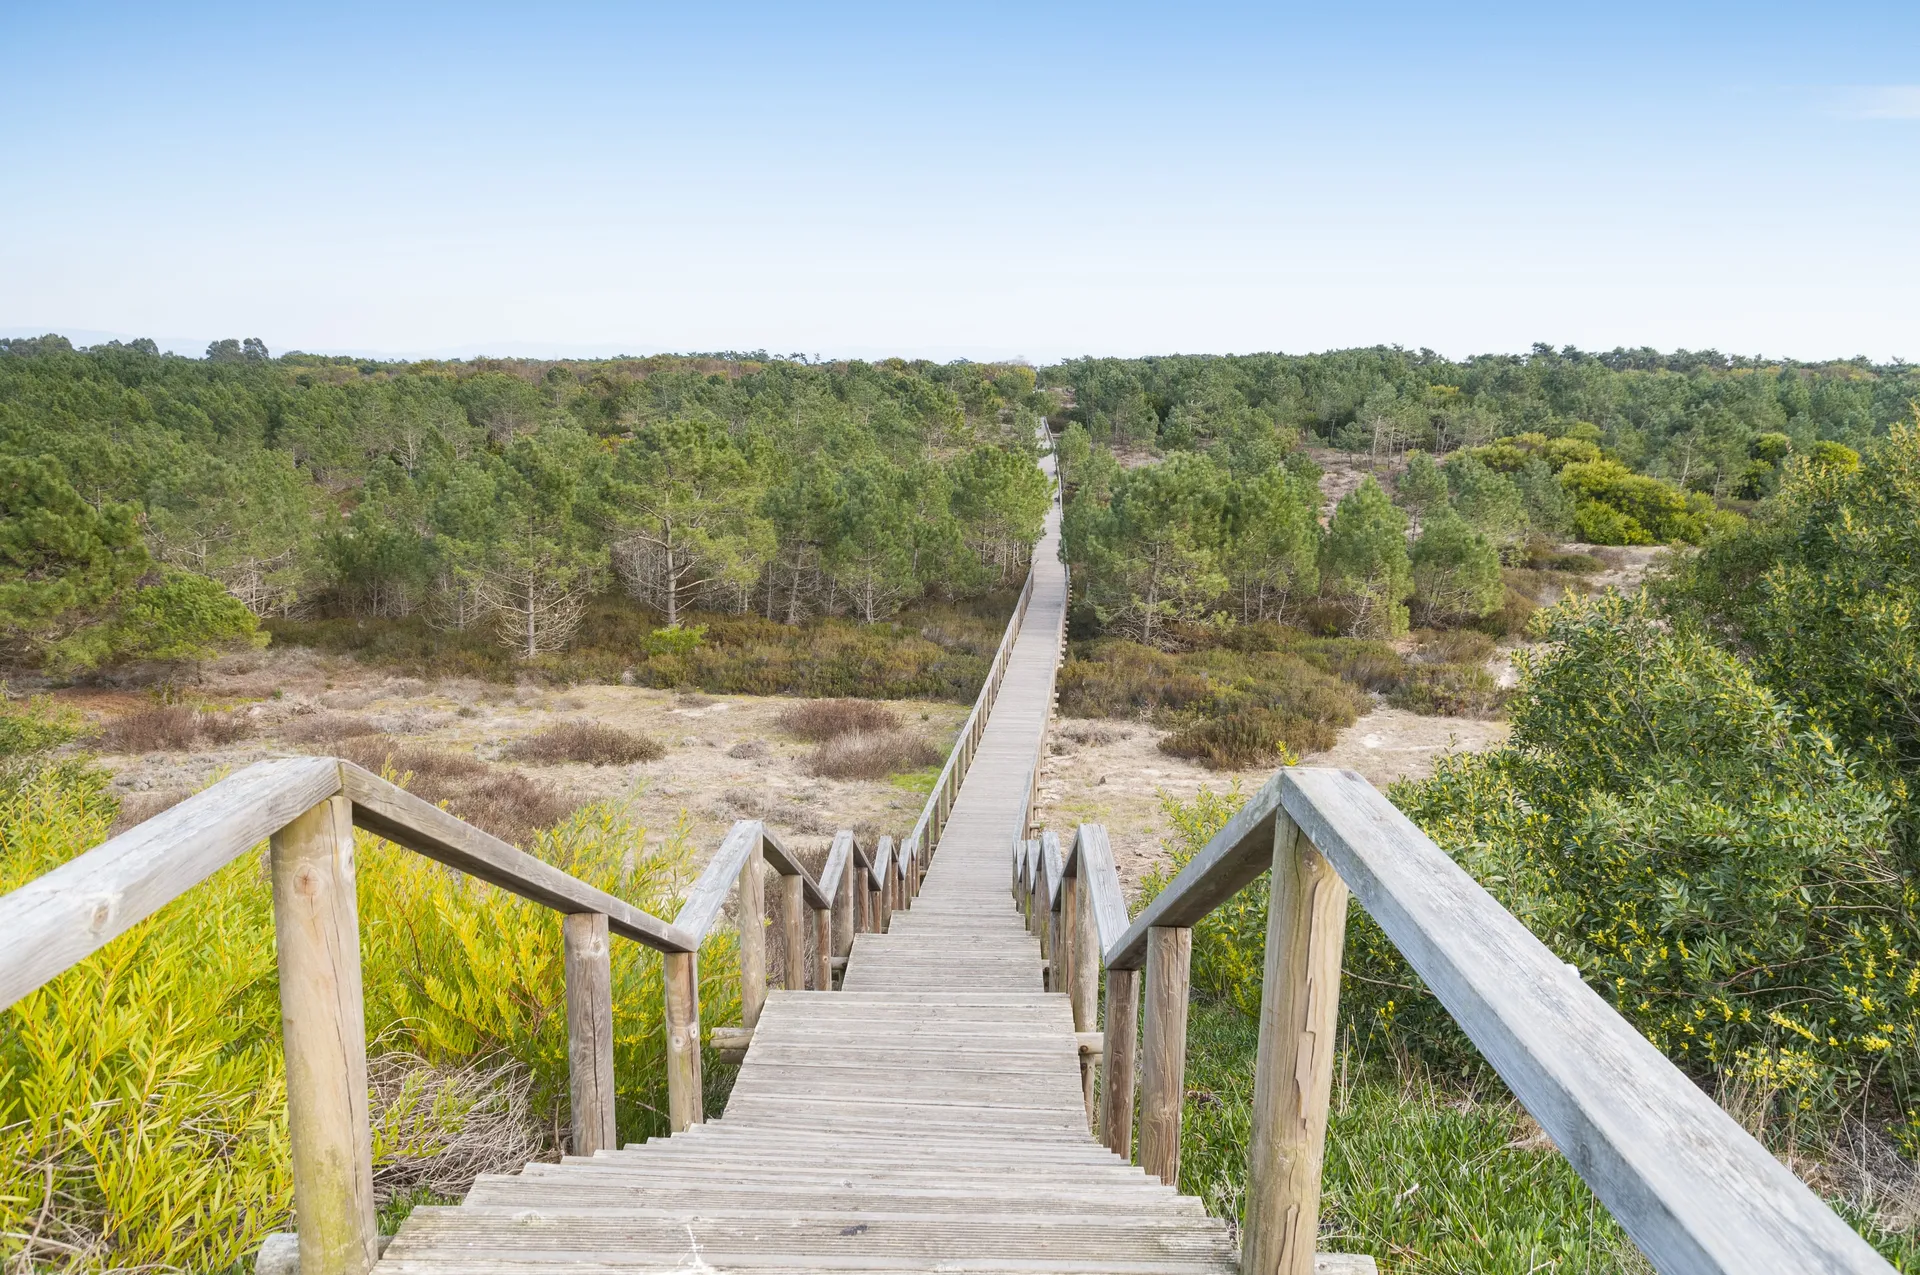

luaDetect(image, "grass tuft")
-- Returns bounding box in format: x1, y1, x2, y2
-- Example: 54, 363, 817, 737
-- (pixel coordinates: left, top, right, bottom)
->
97, 704, 256, 753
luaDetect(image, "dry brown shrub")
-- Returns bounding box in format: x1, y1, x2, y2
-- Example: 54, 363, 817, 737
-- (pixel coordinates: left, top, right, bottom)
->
336, 736, 575, 845
1060, 722, 1124, 746
1413, 628, 1497, 665
776, 698, 899, 742
97, 705, 256, 753
804, 729, 938, 780
281, 713, 381, 746
727, 738, 771, 759
502, 722, 665, 766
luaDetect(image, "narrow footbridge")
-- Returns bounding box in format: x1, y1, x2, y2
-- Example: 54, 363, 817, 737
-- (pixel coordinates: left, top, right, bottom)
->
0, 456, 1896, 1275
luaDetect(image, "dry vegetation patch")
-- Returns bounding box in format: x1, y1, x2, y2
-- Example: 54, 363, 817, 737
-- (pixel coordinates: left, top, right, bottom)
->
776, 698, 900, 741
805, 730, 940, 780
96, 704, 255, 753
335, 735, 576, 846
502, 722, 666, 766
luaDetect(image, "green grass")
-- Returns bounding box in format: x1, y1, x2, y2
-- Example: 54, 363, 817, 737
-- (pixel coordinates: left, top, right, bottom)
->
889, 764, 942, 795
1173, 1003, 1920, 1273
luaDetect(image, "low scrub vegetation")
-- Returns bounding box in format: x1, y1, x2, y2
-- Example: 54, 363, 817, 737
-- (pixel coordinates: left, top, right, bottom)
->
269, 594, 1011, 702
0, 705, 743, 1273
333, 736, 578, 847
503, 722, 666, 766
776, 698, 900, 741
805, 730, 941, 781
95, 703, 255, 753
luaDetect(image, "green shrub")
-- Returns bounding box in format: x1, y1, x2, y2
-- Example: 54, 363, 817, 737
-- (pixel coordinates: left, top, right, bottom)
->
1392, 592, 1912, 1121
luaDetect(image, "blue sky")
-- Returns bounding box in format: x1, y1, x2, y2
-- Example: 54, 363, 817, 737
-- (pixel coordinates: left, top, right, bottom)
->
4, 2, 1917, 362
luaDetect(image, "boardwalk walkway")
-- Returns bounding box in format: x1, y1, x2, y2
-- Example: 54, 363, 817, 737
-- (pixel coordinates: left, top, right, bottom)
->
376, 499, 1250, 1273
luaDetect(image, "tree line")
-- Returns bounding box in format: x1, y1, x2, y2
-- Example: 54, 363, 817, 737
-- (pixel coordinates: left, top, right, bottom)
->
1046, 345, 1916, 501
0, 341, 1053, 671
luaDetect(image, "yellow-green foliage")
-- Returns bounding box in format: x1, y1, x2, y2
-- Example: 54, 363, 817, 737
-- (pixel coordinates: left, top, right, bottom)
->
1137, 784, 1271, 1016
0, 763, 733, 1272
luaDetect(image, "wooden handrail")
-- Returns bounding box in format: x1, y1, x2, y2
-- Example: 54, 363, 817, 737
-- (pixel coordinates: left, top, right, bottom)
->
1022, 770, 1896, 1275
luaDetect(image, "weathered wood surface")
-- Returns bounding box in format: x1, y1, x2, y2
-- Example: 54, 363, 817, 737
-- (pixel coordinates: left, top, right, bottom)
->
1103, 769, 1286, 972
1139, 925, 1193, 1189
0, 754, 342, 1011
377, 461, 1298, 1275
1276, 767, 1891, 1275
562, 912, 617, 1158
272, 795, 380, 1275
1242, 811, 1349, 1275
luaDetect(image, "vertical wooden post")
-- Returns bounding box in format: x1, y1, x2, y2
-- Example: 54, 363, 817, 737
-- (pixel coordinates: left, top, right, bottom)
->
813, 907, 832, 990
271, 795, 379, 1275
1243, 814, 1350, 1275
562, 911, 616, 1156
663, 949, 703, 1131
1070, 870, 1100, 1129
779, 872, 805, 992
1139, 925, 1192, 1188
833, 851, 856, 956
1101, 967, 1140, 1158
1055, 872, 1077, 1005
738, 845, 767, 1029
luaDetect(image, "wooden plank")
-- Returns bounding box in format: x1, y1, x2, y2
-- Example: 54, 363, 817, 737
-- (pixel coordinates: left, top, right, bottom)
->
1104, 771, 1284, 972
671, 821, 762, 944
344, 764, 696, 953
739, 840, 768, 1030
1071, 825, 1130, 957
270, 794, 379, 1275
1280, 766, 1893, 1275
813, 908, 832, 991
563, 912, 618, 1158
0, 755, 341, 1011
1242, 810, 1347, 1275
1138, 926, 1191, 1188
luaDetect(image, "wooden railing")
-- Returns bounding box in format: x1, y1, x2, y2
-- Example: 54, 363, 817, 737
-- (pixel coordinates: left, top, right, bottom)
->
0, 754, 904, 1275
1016, 767, 1896, 1275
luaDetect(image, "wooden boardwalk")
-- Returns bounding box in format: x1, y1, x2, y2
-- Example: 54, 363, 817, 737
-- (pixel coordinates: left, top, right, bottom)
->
376, 502, 1252, 1274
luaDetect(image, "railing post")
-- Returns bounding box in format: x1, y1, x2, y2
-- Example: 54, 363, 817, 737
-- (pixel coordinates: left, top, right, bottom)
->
663, 949, 703, 1131
562, 911, 617, 1156
813, 906, 831, 990
1101, 967, 1140, 1157
1139, 925, 1192, 1187
779, 870, 806, 992
270, 795, 379, 1275
1242, 812, 1350, 1275
1071, 869, 1100, 1129
738, 842, 767, 1029
834, 851, 857, 955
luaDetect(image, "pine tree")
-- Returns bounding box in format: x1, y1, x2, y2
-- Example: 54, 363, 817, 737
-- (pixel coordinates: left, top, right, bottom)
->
1320, 477, 1412, 638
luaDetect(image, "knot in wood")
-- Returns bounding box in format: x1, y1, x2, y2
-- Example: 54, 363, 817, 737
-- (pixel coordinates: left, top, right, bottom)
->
293, 862, 324, 897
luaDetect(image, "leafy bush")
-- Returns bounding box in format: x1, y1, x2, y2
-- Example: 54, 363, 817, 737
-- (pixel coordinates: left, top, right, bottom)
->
1659, 419, 1920, 827
503, 722, 666, 765
775, 698, 901, 741
1558, 458, 1740, 546
1391, 592, 1912, 1120
1058, 637, 1368, 768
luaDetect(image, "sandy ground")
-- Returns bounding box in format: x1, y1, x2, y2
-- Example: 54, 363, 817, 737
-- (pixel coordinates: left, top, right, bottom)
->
69, 647, 968, 865
1033, 706, 1510, 894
